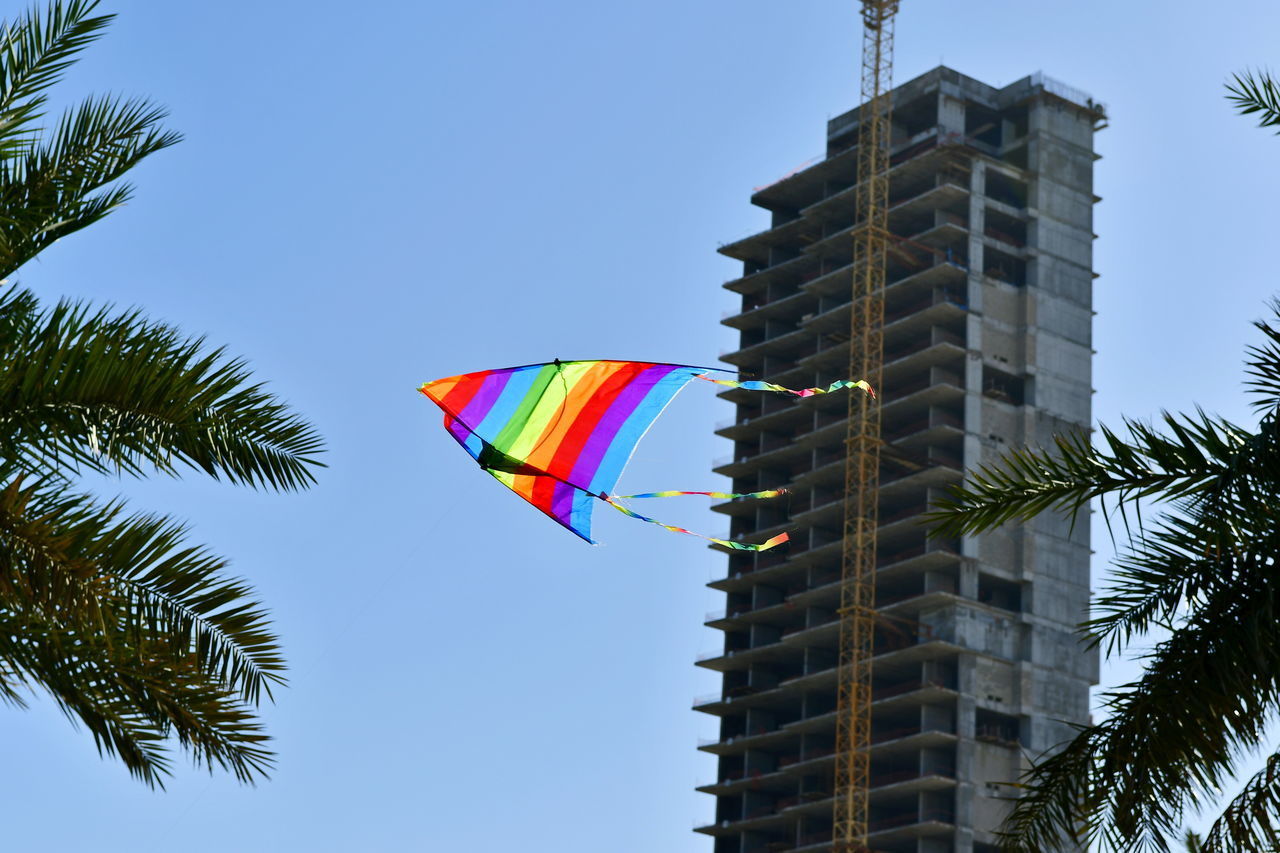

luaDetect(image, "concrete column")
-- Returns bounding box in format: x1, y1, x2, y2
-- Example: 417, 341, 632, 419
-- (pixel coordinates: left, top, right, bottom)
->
939, 91, 965, 138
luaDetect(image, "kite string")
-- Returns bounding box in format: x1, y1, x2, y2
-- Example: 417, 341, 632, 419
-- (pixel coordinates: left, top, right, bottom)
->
599, 492, 790, 552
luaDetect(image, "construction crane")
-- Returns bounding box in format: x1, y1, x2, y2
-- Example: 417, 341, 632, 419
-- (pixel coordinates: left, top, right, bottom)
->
834, 2, 898, 852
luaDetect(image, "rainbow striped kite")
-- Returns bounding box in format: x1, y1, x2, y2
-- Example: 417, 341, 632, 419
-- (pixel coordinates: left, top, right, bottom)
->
419, 360, 871, 551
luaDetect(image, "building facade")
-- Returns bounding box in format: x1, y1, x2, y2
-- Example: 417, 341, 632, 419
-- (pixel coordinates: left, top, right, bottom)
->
695, 67, 1104, 853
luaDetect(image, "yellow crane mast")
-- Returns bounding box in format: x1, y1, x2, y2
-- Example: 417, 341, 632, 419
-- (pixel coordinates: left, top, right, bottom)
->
834, 2, 898, 851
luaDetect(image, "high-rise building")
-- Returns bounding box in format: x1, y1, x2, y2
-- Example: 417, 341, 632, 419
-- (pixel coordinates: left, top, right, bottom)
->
695, 67, 1104, 853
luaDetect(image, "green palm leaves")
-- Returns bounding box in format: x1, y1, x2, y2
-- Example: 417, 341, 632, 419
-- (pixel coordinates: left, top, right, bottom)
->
1227, 70, 1280, 135
0, 1, 179, 278
0, 2, 323, 786
928, 306, 1280, 852
0, 288, 323, 489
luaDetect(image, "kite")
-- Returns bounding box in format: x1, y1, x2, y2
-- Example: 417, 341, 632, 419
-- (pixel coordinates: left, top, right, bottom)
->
419, 360, 872, 551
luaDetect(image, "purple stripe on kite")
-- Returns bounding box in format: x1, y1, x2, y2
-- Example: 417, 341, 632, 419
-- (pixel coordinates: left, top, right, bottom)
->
457, 371, 510, 429
567, 364, 678, 495
460, 372, 519, 457
550, 479, 579, 536
446, 415, 474, 448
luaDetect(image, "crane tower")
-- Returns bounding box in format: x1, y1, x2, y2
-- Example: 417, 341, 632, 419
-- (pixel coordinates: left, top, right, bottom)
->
835, 3, 898, 851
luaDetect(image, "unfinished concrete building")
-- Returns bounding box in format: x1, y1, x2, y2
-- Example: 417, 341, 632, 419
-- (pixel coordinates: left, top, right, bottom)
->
695, 67, 1104, 853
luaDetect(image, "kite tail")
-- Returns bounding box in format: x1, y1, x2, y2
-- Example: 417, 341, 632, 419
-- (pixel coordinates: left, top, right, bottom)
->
600, 491, 790, 552
613, 489, 785, 500
695, 375, 875, 399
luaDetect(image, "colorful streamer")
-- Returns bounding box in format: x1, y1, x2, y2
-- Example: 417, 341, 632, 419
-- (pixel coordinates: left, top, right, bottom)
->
601, 495, 790, 552
695, 375, 875, 398
614, 489, 786, 500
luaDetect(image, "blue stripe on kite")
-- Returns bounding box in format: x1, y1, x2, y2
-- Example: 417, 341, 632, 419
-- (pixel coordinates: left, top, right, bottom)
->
568, 488, 596, 543
588, 366, 703, 496
462, 366, 542, 457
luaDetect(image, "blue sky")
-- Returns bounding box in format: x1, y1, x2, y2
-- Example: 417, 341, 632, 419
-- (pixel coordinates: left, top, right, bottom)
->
3, 1, 1279, 850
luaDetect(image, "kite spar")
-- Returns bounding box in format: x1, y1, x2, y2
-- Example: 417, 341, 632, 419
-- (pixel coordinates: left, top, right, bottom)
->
419, 360, 871, 551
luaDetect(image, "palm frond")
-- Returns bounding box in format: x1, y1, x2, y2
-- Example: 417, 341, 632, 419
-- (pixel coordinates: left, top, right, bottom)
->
996, 724, 1099, 851
0, 473, 114, 622
1201, 750, 1280, 852
0, 289, 325, 490
94, 508, 287, 705
0, 283, 39, 345
1243, 301, 1280, 412
1085, 494, 1273, 654
1227, 70, 1280, 134
926, 412, 1249, 540
0, 94, 179, 277
0, 606, 274, 787
0, 468, 286, 705
0, 0, 112, 159
1002, 558, 1280, 852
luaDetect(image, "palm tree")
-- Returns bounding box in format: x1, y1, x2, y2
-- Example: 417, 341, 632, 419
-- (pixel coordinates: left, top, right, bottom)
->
1227, 70, 1280, 134
0, 1, 323, 786
927, 74, 1280, 849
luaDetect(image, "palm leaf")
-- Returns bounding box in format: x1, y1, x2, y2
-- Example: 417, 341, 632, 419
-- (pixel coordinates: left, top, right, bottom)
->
925, 412, 1248, 540
1003, 562, 1280, 851
0, 468, 286, 706
0, 288, 325, 491
1227, 70, 1280, 134
0, 95, 179, 277
1201, 750, 1280, 852
0, 0, 112, 159
1244, 301, 1280, 412
0, 606, 274, 787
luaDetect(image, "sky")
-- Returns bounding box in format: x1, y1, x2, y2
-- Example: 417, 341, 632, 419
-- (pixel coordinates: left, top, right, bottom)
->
3, 1, 1279, 850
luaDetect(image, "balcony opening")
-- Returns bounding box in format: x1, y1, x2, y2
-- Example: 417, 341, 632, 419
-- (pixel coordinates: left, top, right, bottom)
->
1003, 143, 1029, 170
917, 658, 958, 694
936, 200, 970, 230
985, 207, 1027, 247
719, 715, 745, 740
983, 246, 1026, 286
713, 797, 741, 827
1005, 104, 1030, 140
895, 92, 938, 140
975, 708, 1022, 747
922, 703, 957, 735
889, 168, 938, 206
982, 365, 1027, 406
938, 162, 971, 189
768, 246, 799, 267
770, 206, 800, 227
965, 103, 1002, 147
804, 647, 835, 676
978, 573, 1023, 612
986, 170, 1028, 209
727, 552, 753, 577
920, 745, 957, 779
